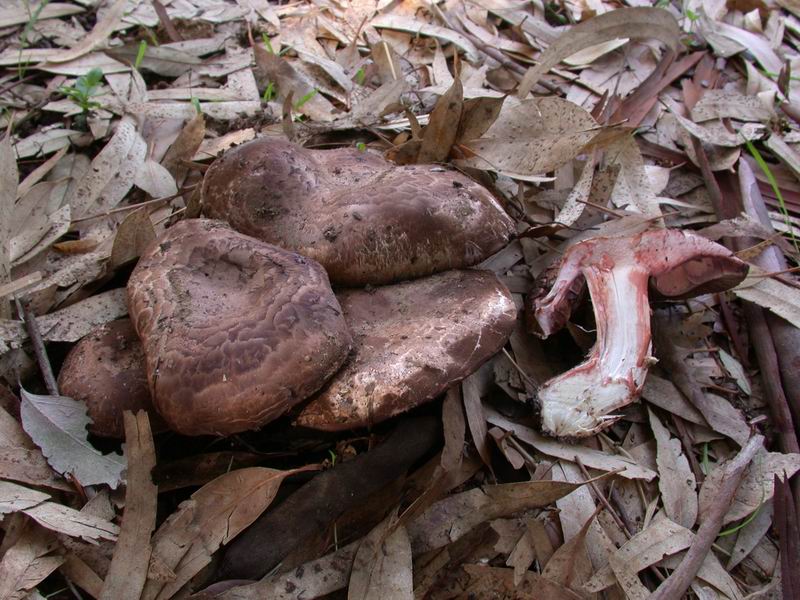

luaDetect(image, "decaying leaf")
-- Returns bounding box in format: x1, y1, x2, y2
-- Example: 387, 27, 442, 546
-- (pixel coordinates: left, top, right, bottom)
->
348, 511, 412, 600
457, 97, 600, 178
141, 465, 315, 600
649, 409, 698, 529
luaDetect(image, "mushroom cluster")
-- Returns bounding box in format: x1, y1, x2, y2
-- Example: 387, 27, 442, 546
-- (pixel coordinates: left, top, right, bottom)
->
59, 138, 517, 436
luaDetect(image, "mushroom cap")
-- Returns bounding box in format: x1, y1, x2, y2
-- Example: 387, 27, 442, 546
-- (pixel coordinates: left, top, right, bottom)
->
127, 219, 353, 436
295, 269, 517, 431
201, 137, 516, 286
527, 228, 749, 336
57, 319, 166, 438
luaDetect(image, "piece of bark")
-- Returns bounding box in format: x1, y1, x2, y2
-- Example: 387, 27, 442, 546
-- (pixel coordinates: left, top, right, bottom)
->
212, 416, 439, 582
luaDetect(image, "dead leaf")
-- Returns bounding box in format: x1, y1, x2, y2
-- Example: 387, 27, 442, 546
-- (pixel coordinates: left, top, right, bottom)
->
19, 388, 126, 489
141, 465, 314, 600
733, 268, 800, 329
457, 97, 600, 178
649, 409, 698, 529
369, 14, 480, 62
463, 564, 583, 599
347, 511, 412, 600
42, 0, 130, 64
699, 449, 800, 525
0, 523, 62, 600
418, 77, 463, 163
161, 112, 205, 182
518, 8, 680, 97
134, 159, 178, 198
100, 411, 157, 600
110, 208, 157, 270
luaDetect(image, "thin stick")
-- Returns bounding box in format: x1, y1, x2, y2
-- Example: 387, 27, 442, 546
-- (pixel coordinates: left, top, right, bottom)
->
649, 435, 763, 600
15, 297, 58, 395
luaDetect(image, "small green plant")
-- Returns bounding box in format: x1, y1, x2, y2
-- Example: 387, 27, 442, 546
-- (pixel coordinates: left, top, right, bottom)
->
355, 67, 366, 86
356, 142, 366, 152
745, 139, 800, 254
134, 40, 148, 71
262, 81, 275, 102
191, 96, 202, 114
294, 88, 318, 110
685, 8, 700, 21
59, 68, 104, 128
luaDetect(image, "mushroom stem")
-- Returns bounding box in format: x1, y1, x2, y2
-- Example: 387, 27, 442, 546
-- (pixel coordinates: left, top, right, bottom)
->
531, 229, 749, 438
539, 265, 653, 436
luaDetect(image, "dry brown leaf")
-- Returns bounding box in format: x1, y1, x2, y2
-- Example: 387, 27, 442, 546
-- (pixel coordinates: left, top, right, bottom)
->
441, 386, 466, 474
457, 97, 600, 179
457, 95, 505, 143
0, 523, 62, 600
42, 0, 129, 64
691, 90, 775, 123
418, 77, 463, 163
0, 133, 17, 316
463, 564, 584, 599
369, 14, 480, 61
541, 510, 594, 594
462, 374, 492, 470
141, 465, 314, 600
607, 135, 663, 218
642, 374, 706, 426
161, 112, 206, 182
505, 519, 536, 586
649, 408, 698, 529
0, 481, 118, 542
487, 409, 656, 480
407, 474, 609, 555
733, 268, 800, 329
698, 449, 800, 525
347, 511, 412, 600
134, 159, 177, 199
517, 7, 680, 97
100, 411, 157, 600
110, 208, 156, 270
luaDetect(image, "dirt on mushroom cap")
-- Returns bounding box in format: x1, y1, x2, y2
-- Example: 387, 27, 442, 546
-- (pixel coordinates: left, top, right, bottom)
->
201, 137, 516, 286
127, 219, 353, 436
295, 269, 517, 431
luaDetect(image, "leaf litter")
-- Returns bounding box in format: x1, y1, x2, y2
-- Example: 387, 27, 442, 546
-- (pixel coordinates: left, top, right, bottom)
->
0, 0, 799, 599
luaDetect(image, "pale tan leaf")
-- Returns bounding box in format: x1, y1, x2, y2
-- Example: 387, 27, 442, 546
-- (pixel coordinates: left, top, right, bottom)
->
463, 564, 583, 599
664, 97, 764, 147
487, 409, 657, 480
457, 97, 599, 178
42, 0, 130, 64
518, 7, 680, 97
691, 90, 775, 123
418, 78, 463, 163
0, 3, 83, 28
161, 112, 205, 181
347, 512, 412, 600
142, 466, 313, 600
0, 133, 17, 311
608, 135, 662, 217
100, 412, 157, 600
133, 159, 177, 198
0, 481, 118, 542
584, 512, 693, 593
718, 349, 752, 395
733, 268, 800, 330
555, 156, 594, 226
369, 14, 480, 61
642, 374, 706, 426
648, 409, 698, 529
699, 449, 800, 524
0, 525, 62, 600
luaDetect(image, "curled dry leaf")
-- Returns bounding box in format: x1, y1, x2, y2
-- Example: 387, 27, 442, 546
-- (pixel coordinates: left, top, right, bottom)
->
517, 7, 681, 97
141, 465, 316, 600
0, 480, 118, 542
457, 97, 600, 178
109, 208, 156, 270
418, 77, 463, 163
19, 388, 126, 489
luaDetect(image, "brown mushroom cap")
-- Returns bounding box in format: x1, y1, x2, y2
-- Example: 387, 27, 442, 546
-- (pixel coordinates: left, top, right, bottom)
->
295, 269, 517, 431
127, 219, 353, 436
201, 137, 516, 286
58, 319, 166, 438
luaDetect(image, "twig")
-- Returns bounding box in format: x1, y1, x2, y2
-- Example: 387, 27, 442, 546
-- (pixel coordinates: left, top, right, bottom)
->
649, 435, 763, 600
14, 297, 58, 395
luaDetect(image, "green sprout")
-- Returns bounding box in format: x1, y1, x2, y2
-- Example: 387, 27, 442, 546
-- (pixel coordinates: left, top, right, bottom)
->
356, 142, 366, 152
294, 88, 318, 109
262, 81, 275, 102
134, 40, 148, 71
191, 96, 202, 114
355, 67, 366, 86
745, 139, 800, 254
59, 68, 104, 128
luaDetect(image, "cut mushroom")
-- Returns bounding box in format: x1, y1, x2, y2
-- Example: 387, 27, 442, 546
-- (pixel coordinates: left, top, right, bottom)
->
529, 229, 749, 438
127, 219, 353, 436
201, 137, 516, 286
296, 270, 517, 430
58, 319, 166, 438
